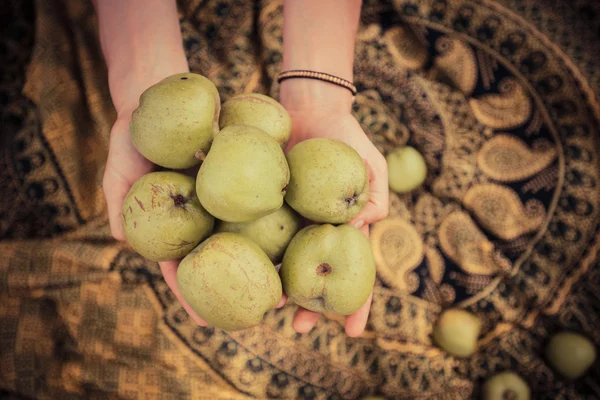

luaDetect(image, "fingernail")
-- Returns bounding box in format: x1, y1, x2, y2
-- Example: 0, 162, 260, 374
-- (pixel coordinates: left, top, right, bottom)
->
354, 220, 364, 229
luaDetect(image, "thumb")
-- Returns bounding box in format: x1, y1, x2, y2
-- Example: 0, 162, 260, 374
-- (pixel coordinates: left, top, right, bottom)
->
351, 158, 389, 227
102, 163, 130, 241
159, 260, 208, 326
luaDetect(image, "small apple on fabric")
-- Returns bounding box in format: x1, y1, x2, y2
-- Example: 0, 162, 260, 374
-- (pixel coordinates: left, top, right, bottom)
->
386, 146, 427, 193
545, 331, 596, 379
432, 308, 481, 358
482, 371, 530, 400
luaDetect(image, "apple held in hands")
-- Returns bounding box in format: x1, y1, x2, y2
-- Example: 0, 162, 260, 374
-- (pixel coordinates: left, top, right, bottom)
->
280, 224, 376, 315
196, 125, 290, 223
122, 171, 215, 261
220, 93, 292, 147
177, 232, 283, 331
216, 204, 301, 264
130, 72, 220, 169
285, 138, 369, 224
125, 71, 380, 333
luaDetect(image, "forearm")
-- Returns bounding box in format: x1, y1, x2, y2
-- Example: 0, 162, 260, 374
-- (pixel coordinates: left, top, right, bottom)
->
283, 0, 361, 80
93, 0, 188, 112
281, 0, 362, 112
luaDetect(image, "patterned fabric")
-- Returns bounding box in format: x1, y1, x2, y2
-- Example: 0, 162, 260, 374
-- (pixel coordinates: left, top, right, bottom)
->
1, 0, 599, 398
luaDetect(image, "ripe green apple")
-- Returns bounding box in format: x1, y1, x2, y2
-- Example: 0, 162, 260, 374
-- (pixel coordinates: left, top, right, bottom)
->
122, 171, 214, 261
280, 224, 376, 315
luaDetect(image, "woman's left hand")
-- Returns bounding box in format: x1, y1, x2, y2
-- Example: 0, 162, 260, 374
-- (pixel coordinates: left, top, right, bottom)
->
280, 79, 389, 337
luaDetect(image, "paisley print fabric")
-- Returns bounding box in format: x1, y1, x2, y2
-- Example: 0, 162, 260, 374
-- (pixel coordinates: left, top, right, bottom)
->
1, 0, 599, 398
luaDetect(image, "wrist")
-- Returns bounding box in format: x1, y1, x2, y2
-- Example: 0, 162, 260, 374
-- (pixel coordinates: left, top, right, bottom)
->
279, 78, 354, 116
95, 0, 189, 116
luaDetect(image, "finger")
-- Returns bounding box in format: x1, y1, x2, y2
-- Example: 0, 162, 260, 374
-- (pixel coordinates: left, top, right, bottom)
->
103, 164, 130, 241
159, 260, 208, 326
284, 134, 302, 154
292, 307, 321, 334
352, 157, 389, 226
360, 224, 370, 238
277, 293, 287, 308
344, 292, 373, 338
284, 142, 294, 154
351, 202, 386, 229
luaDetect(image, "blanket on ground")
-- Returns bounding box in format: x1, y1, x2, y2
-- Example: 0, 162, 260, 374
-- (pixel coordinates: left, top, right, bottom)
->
1, 0, 599, 398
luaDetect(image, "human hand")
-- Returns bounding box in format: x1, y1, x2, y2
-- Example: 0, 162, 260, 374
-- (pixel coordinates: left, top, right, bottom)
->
94, 0, 277, 329
103, 63, 291, 327
100, 60, 219, 325
279, 79, 389, 337
103, 48, 194, 239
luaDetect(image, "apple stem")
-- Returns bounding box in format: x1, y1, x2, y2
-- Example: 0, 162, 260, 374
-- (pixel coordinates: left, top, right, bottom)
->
195, 150, 206, 161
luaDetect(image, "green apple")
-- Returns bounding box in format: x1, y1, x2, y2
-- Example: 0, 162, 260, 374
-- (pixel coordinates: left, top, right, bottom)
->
280, 224, 376, 315
386, 146, 427, 193
122, 171, 214, 261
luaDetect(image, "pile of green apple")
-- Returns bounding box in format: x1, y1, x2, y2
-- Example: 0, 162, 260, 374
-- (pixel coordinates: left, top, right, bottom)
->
121, 73, 376, 331
430, 308, 596, 399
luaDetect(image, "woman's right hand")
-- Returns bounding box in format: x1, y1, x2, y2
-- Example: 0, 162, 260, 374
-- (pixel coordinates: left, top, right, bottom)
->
93, 0, 220, 326
102, 65, 188, 241
103, 109, 153, 241
94, 0, 191, 240
101, 61, 221, 327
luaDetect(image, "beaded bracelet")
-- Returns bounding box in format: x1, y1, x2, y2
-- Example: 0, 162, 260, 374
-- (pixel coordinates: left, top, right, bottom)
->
277, 70, 358, 96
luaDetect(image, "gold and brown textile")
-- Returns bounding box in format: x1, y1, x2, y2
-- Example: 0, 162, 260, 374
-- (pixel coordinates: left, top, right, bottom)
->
1, 0, 599, 398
